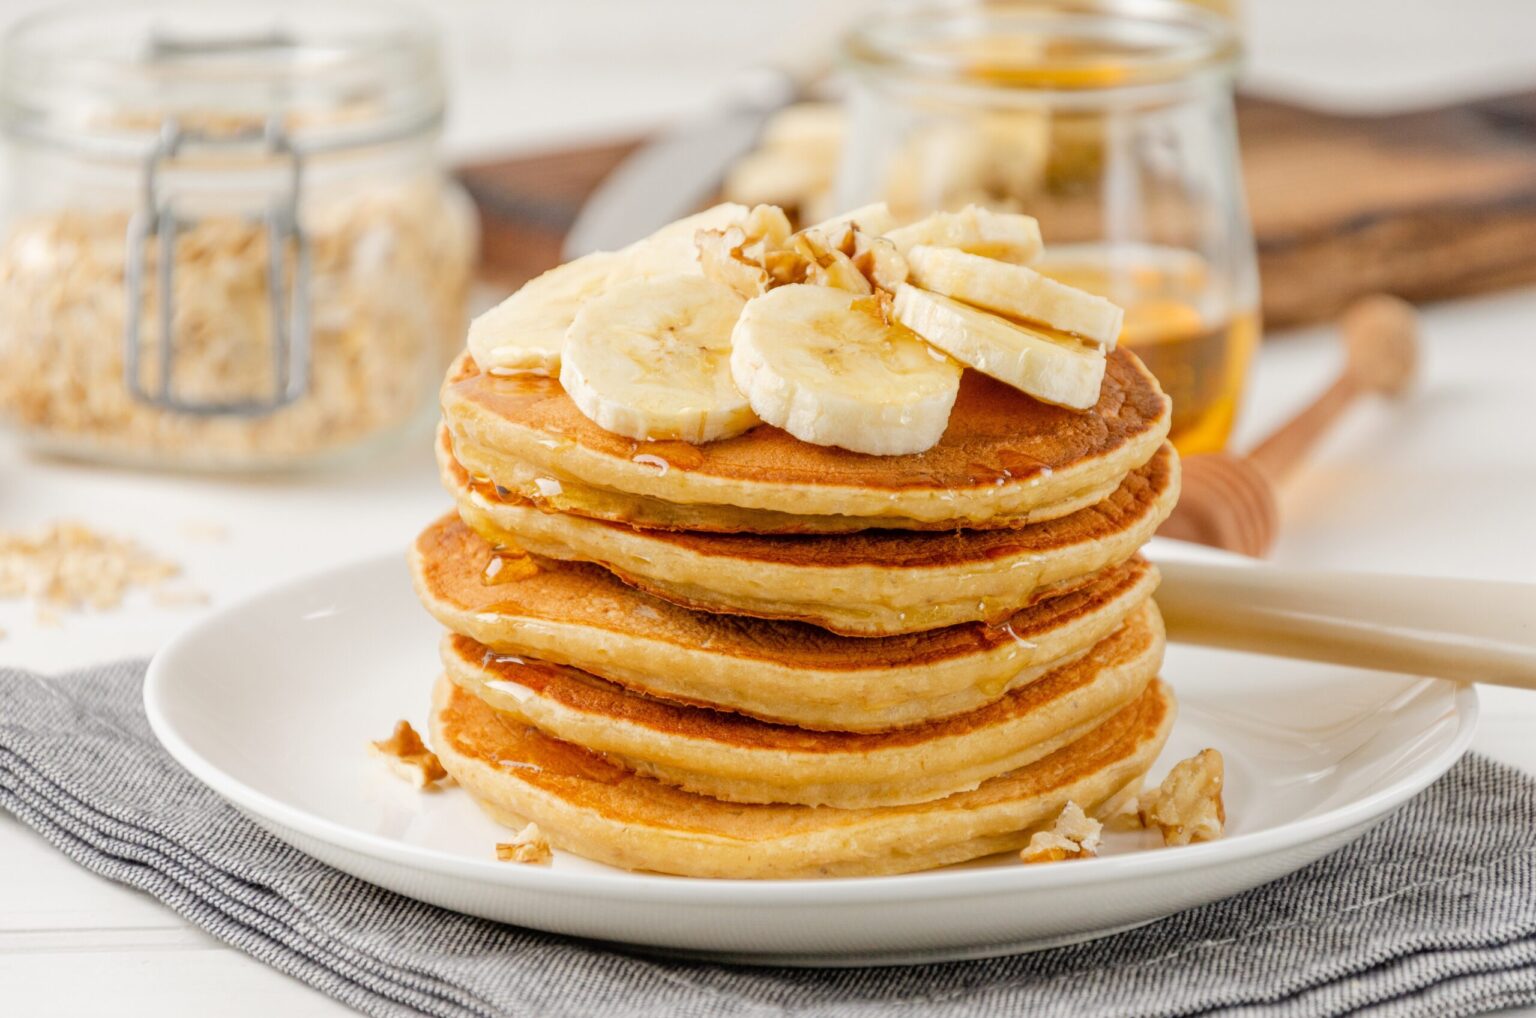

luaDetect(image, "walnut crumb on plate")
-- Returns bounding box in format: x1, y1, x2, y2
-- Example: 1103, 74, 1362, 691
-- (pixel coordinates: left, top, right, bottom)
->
496, 823, 553, 865
1101, 789, 1146, 832
370, 720, 448, 789
1141, 748, 1226, 846
1020, 801, 1102, 864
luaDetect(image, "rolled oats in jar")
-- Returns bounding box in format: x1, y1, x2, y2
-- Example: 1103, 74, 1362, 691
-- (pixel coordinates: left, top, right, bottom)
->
0, 1, 476, 469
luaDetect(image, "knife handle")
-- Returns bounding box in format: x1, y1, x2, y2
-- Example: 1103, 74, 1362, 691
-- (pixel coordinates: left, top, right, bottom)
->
1155, 558, 1536, 690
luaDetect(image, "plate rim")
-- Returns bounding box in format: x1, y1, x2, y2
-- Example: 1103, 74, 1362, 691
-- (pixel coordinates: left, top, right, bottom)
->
144, 547, 1480, 908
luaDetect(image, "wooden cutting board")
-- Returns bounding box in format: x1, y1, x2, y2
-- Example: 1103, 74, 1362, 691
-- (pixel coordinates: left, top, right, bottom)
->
457, 92, 1536, 329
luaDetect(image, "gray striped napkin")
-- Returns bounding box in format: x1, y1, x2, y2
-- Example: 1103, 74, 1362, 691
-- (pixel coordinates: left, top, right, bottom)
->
2, 660, 1534, 1018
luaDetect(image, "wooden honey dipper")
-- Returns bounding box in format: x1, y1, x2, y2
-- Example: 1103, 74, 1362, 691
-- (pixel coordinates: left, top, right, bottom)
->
1159, 295, 1420, 557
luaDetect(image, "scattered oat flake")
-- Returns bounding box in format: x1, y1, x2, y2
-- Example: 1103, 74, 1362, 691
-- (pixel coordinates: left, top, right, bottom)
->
0, 520, 180, 620
370, 720, 447, 789
152, 586, 212, 609
178, 520, 228, 542
496, 823, 553, 865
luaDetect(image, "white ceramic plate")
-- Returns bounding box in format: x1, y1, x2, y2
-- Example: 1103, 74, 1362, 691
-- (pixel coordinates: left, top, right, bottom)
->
144, 539, 1478, 966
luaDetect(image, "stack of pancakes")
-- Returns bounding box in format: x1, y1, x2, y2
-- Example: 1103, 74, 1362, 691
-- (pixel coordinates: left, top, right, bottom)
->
411, 346, 1180, 878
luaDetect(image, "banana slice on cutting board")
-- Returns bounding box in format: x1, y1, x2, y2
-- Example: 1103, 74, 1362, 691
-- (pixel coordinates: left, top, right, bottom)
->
892, 283, 1105, 411
907, 245, 1123, 349
883, 205, 1043, 264
731, 284, 962, 455
561, 274, 756, 443
468, 203, 751, 375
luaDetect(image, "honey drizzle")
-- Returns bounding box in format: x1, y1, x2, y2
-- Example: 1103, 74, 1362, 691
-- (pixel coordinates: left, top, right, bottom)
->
481, 545, 540, 585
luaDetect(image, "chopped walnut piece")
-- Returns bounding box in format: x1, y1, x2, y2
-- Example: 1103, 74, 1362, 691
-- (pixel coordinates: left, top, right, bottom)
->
1141, 748, 1226, 846
762, 248, 807, 287
742, 203, 794, 250
850, 231, 909, 292
370, 720, 448, 789
696, 204, 795, 299
696, 225, 771, 298
1020, 801, 1103, 864
697, 206, 905, 301
854, 289, 897, 327
1102, 793, 1145, 832
495, 823, 553, 865
790, 230, 872, 295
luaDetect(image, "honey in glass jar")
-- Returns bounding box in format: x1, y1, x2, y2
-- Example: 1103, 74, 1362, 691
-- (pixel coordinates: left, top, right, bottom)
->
839, 0, 1260, 453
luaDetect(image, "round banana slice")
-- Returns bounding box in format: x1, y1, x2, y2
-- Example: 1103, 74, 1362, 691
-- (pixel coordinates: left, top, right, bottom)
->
893, 283, 1106, 411
730, 284, 962, 455
807, 202, 897, 237
467, 250, 623, 375
632, 202, 751, 266
561, 274, 756, 443
908, 245, 1124, 349
468, 203, 751, 376
884, 204, 1043, 264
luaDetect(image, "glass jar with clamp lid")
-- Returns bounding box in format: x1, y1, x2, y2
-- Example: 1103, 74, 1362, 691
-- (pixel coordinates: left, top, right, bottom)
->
0, 0, 477, 469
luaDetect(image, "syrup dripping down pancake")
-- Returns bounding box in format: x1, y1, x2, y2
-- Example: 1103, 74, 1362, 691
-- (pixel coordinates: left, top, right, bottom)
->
411, 514, 1159, 731
431, 674, 1174, 879
442, 430, 1177, 636
442, 598, 1162, 808
441, 347, 1170, 533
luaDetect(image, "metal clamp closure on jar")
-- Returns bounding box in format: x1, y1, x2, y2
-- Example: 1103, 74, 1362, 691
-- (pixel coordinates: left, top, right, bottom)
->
125, 115, 311, 416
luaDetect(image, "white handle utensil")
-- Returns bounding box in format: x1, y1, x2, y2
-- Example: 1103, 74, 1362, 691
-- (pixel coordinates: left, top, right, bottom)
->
1154, 558, 1536, 690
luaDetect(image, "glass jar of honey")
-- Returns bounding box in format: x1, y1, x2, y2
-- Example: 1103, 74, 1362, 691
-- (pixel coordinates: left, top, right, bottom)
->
839, 0, 1259, 454
0, 0, 477, 470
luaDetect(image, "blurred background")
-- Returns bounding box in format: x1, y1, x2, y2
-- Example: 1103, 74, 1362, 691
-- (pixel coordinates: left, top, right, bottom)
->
161, 0, 1536, 157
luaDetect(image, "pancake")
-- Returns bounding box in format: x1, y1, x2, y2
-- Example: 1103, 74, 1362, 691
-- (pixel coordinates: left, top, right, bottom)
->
412, 513, 1160, 731
448, 427, 1128, 536
431, 674, 1175, 878
442, 599, 1162, 808
441, 347, 1170, 533
444, 431, 1178, 636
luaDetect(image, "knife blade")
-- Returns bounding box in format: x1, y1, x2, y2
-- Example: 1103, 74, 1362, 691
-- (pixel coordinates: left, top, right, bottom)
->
561, 66, 798, 260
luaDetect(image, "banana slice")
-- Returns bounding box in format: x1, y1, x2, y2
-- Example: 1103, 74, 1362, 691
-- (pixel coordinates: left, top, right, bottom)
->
731, 284, 961, 455
562, 274, 756, 443
808, 202, 897, 237
467, 251, 621, 375
884, 205, 1043, 264
634, 202, 752, 265
892, 283, 1105, 411
468, 203, 751, 375
908, 245, 1123, 349
759, 102, 845, 152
